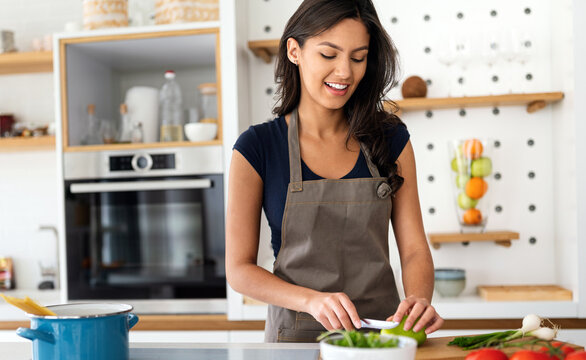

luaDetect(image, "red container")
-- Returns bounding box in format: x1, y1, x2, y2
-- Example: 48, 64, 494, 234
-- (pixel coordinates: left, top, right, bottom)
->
0, 114, 15, 137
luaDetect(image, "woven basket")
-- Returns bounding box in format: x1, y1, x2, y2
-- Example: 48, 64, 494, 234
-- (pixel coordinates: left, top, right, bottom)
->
83, 0, 128, 30
155, 0, 219, 24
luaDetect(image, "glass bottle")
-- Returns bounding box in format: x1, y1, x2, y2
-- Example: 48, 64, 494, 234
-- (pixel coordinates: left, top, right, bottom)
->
118, 103, 132, 143
131, 122, 144, 143
197, 82, 217, 124
159, 70, 183, 142
81, 104, 102, 145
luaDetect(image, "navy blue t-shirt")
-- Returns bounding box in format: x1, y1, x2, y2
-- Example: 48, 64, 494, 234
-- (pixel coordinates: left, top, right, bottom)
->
233, 115, 410, 258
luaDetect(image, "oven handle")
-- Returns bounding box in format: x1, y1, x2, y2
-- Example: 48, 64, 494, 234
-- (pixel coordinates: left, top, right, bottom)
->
70, 179, 212, 193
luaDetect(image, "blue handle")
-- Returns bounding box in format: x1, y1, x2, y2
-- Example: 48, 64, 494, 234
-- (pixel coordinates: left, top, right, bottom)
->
16, 327, 55, 344
128, 313, 139, 329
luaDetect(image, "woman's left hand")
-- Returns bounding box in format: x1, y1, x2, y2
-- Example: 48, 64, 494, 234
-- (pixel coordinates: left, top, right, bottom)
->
386, 295, 444, 334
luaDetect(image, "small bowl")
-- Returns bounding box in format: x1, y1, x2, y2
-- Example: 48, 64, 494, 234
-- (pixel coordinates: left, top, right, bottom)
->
184, 123, 217, 142
434, 268, 466, 297
320, 334, 417, 360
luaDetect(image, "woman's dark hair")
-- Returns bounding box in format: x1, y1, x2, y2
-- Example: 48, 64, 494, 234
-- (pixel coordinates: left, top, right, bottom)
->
274, 0, 405, 195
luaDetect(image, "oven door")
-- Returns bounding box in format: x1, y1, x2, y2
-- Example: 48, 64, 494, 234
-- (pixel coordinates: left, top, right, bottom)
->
64, 174, 225, 300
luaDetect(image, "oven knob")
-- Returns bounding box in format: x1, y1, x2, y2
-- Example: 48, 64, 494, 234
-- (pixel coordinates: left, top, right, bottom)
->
136, 156, 148, 169
131, 153, 153, 171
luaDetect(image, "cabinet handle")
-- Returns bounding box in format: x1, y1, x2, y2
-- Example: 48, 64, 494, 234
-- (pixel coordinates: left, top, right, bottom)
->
70, 179, 212, 193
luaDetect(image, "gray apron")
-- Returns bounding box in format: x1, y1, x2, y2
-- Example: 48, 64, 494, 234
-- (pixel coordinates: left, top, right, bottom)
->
265, 108, 401, 343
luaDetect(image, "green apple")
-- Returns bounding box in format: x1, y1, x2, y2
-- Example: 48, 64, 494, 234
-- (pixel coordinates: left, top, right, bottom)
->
451, 156, 467, 173
458, 192, 478, 210
471, 157, 492, 177
455, 174, 470, 188
381, 316, 427, 346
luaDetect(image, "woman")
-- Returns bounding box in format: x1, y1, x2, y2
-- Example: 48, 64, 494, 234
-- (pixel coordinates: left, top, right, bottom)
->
226, 0, 443, 342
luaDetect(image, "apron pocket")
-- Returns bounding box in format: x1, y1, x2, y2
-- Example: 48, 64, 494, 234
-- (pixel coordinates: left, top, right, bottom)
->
277, 328, 324, 343
295, 312, 326, 331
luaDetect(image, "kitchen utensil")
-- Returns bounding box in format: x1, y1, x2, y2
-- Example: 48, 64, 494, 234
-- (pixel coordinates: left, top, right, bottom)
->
0, 294, 56, 316
125, 86, 159, 143
0, 257, 13, 289
434, 268, 466, 297
360, 318, 400, 330
320, 334, 416, 360
477, 285, 573, 301
16, 303, 138, 360
184, 122, 217, 142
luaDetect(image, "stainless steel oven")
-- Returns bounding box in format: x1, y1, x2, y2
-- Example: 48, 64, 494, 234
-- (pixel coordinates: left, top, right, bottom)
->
63, 147, 225, 302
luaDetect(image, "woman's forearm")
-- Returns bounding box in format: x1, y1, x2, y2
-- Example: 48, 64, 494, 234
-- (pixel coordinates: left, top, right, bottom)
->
400, 247, 434, 301
227, 262, 318, 313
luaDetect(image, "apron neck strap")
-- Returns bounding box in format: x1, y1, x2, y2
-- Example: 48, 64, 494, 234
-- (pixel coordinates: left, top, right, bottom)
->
288, 108, 303, 191
360, 142, 382, 178
288, 108, 383, 188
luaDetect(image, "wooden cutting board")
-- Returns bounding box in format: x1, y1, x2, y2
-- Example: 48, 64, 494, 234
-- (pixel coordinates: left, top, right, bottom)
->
477, 285, 573, 301
416, 336, 584, 360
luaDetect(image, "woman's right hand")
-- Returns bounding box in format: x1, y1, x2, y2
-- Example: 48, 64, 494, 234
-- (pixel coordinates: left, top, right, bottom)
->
306, 292, 362, 331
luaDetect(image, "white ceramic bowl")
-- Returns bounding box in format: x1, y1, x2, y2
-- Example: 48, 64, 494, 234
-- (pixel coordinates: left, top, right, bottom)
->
320, 334, 417, 360
184, 123, 217, 142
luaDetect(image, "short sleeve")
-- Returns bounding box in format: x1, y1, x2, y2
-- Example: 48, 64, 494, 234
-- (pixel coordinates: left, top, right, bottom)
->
387, 123, 410, 163
233, 126, 265, 181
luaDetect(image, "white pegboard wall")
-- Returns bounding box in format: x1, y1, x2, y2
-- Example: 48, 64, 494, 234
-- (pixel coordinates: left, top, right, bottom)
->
243, 0, 567, 296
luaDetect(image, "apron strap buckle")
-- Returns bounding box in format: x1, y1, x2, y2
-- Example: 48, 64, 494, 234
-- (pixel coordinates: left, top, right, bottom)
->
290, 182, 303, 192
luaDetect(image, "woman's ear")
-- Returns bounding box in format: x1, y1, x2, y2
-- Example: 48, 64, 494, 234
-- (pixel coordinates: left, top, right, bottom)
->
287, 37, 300, 65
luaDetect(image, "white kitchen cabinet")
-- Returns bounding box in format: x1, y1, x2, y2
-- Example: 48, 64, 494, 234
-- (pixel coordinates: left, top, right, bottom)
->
53, 22, 222, 152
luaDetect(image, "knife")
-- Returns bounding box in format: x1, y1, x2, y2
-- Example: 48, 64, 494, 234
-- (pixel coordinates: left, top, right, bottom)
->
359, 318, 400, 330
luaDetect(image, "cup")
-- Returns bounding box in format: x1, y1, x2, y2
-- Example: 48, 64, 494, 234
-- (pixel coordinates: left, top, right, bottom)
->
449, 139, 493, 233
434, 268, 466, 297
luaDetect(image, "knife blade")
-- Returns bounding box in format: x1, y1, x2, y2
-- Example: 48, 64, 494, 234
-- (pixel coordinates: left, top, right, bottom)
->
359, 318, 400, 330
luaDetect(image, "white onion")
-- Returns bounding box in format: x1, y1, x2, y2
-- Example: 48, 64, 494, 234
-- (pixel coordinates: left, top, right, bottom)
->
529, 327, 558, 341
521, 314, 542, 334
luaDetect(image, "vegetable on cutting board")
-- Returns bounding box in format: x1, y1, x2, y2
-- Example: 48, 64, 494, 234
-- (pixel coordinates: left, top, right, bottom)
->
381, 315, 427, 346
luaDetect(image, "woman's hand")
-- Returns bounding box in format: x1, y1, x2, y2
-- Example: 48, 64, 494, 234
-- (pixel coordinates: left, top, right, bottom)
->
307, 292, 362, 331
387, 295, 444, 334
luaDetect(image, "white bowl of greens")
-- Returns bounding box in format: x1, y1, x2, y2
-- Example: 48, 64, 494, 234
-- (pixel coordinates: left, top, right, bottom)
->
318, 330, 417, 360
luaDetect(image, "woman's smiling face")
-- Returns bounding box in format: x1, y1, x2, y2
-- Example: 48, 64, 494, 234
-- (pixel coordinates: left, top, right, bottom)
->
288, 18, 370, 111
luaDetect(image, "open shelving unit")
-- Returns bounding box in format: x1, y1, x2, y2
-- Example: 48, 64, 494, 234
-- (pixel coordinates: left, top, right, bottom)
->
0, 135, 56, 152
427, 231, 520, 249
0, 51, 53, 75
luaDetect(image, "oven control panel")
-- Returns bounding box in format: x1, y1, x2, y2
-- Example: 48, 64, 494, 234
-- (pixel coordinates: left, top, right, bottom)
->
109, 153, 176, 172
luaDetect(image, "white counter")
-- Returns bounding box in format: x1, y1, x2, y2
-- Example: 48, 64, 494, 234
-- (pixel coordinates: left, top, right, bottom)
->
0, 342, 320, 360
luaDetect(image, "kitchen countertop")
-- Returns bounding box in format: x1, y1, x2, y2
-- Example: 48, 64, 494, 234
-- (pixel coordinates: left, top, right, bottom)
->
0, 342, 321, 360
3, 337, 583, 360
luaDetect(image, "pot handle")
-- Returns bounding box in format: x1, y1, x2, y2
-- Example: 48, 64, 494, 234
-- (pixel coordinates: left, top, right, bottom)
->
128, 313, 139, 329
16, 328, 55, 344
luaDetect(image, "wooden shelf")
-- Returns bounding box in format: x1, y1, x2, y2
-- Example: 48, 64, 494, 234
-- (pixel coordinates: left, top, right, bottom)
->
0, 51, 53, 75
63, 139, 222, 153
389, 92, 564, 114
248, 39, 279, 63
428, 231, 519, 249
0, 135, 56, 152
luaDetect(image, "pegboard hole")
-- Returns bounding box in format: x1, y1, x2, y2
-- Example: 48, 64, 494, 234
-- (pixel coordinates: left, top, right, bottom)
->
462, 241, 470, 246
391, 17, 398, 24
490, 10, 498, 17
494, 140, 501, 148
428, 207, 436, 215
524, 8, 532, 15
529, 204, 536, 212
459, 109, 466, 117
526, 73, 533, 81
492, 107, 500, 115
527, 139, 535, 146
265, 87, 273, 95
424, 46, 431, 54
425, 111, 433, 118
495, 205, 503, 213
528, 171, 535, 179
424, 14, 431, 21
456, 12, 464, 19
427, 143, 434, 151
529, 237, 537, 244
492, 75, 499, 83
494, 172, 502, 180
264, 25, 272, 33
426, 79, 432, 86
427, 175, 435, 183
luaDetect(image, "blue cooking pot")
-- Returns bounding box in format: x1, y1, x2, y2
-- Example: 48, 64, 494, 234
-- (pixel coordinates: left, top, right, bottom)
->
16, 303, 139, 360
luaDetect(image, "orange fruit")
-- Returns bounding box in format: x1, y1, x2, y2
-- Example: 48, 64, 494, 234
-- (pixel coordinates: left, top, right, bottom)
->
463, 139, 483, 159
463, 208, 482, 225
465, 177, 488, 199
